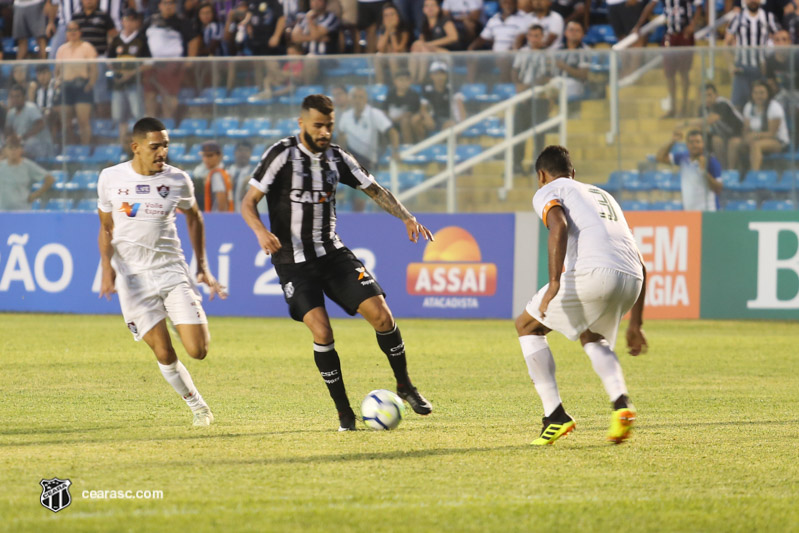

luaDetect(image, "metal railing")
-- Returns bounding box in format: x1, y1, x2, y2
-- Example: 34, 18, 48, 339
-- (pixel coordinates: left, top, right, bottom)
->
391, 80, 568, 213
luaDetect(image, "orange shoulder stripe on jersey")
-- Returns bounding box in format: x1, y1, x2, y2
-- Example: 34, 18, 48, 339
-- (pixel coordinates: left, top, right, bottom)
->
542, 199, 563, 228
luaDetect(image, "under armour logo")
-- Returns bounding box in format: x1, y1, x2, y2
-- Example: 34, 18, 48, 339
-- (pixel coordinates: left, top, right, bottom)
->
118, 188, 129, 195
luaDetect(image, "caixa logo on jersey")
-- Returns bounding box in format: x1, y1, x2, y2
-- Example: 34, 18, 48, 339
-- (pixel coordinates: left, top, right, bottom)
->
40, 478, 72, 513
290, 189, 333, 204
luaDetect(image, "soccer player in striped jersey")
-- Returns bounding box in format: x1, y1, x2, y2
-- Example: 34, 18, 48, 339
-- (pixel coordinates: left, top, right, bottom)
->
241, 94, 434, 431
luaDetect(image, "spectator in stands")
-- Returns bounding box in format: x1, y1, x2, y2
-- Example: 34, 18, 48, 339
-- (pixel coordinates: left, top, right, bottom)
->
358, 0, 387, 53
331, 83, 350, 112
247, 0, 286, 55
468, 0, 533, 80
13, 0, 50, 59
336, 86, 400, 172
732, 0, 794, 27
656, 128, 722, 211
729, 79, 790, 172
442, 0, 484, 45
8, 64, 30, 91
0, 135, 56, 211
253, 42, 305, 99
107, 9, 150, 146
55, 22, 98, 144
375, 2, 411, 83
544, 20, 590, 100
29, 64, 60, 142
725, 0, 779, 110
229, 140, 256, 212
550, 0, 586, 24
224, 1, 252, 56
291, 0, 340, 54
765, 29, 799, 123
605, 0, 646, 45
634, 0, 702, 118
142, 0, 200, 120
526, 0, 564, 48
383, 69, 424, 142
47, 0, 77, 60
682, 83, 743, 169
409, 0, 462, 82
6, 83, 55, 160
419, 60, 466, 135
512, 23, 550, 174
197, 1, 224, 55
74, 0, 118, 118
193, 140, 234, 211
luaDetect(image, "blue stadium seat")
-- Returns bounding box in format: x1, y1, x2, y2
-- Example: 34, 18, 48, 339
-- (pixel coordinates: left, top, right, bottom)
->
87, 145, 123, 164
743, 170, 779, 190
213, 117, 241, 135
483, 0, 500, 18
218, 86, 259, 106
92, 118, 117, 138
399, 170, 425, 189
366, 84, 388, 103
645, 170, 680, 192
720, 169, 757, 192
31, 199, 42, 210
168, 143, 187, 158
584, 24, 617, 46
623, 170, 652, 192
186, 87, 227, 106
492, 83, 516, 100
761, 200, 795, 211
248, 144, 267, 163
174, 144, 202, 165
48, 170, 68, 183
274, 118, 299, 136
71, 170, 99, 189
455, 144, 483, 162
278, 85, 325, 105
776, 170, 798, 192
650, 200, 682, 211
459, 83, 487, 102
725, 200, 757, 211
222, 144, 235, 162
402, 144, 447, 165
2, 37, 15, 56
621, 200, 650, 211
74, 198, 98, 211
45, 198, 74, 211
172, 118, 214, 138
55, 145, 91, 163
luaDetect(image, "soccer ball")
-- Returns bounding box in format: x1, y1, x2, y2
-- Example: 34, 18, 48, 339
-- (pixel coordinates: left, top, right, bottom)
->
360, 389, 405, 430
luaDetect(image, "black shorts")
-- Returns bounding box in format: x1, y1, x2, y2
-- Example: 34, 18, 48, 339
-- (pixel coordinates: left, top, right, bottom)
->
274, 248, 385, 321
63, 78, 93, 105
358, 0, 386, 29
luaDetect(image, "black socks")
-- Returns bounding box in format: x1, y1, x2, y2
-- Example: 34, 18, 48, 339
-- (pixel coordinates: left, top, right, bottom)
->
376, 324, 410, 387
313, 342, 351, 414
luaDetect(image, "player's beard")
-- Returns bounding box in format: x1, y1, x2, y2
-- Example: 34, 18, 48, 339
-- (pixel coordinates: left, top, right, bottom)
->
303, 131, 329, 153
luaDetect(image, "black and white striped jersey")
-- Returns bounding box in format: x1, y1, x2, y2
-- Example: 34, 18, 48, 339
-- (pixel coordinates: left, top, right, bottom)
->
663, 0, 701, 35
728, 8, 780, 67
248, 135, 376, 265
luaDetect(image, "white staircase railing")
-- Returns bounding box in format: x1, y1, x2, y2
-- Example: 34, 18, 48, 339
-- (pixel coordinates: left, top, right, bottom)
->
392, 80, 567, 213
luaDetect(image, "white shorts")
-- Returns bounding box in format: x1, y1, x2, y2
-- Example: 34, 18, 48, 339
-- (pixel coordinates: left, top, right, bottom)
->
114, 262, 207, 341
526, 268, 643, 349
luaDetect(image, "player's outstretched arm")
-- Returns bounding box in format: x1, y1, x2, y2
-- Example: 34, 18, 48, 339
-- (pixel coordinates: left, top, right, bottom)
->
183, 204, 228, 300
626, 258, 648, 356
241, 185, 282, 255
98, 210, 117, 300
362, 182, 434, 243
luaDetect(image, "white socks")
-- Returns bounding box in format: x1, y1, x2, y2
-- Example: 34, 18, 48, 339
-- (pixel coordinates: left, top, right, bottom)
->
158, 360, 207, 412
583, 340, 628, 403
519, 335, 562, 417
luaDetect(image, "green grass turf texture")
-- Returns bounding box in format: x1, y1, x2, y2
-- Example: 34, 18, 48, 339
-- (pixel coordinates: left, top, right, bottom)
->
1, 314, 797, 533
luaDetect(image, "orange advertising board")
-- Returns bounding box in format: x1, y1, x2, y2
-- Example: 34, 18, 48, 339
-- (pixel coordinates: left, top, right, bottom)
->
625, 211, 702, 319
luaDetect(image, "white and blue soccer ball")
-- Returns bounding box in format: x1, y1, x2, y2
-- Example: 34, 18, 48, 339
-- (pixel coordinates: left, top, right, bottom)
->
361, 389, 406, 430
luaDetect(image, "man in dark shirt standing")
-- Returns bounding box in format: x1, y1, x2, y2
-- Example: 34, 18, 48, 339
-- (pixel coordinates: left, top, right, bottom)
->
383, 69, 424, 143
107, 9, 150, 145
142, 0, 200, 120
683, 83, 744, 169
241, 94, 434, 431
73, 0, 118, 117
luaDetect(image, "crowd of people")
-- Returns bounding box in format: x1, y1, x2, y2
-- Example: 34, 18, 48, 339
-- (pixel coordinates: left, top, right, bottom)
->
0, 0, 798, 213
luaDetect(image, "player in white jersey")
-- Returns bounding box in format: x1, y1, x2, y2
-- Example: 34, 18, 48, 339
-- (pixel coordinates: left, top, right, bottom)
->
515, 145, 648, 445
98, 117, 227, 426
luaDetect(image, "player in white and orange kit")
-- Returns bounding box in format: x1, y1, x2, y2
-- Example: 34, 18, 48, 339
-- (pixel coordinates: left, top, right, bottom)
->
516, 145, 648, 445
98, 117, 227, 426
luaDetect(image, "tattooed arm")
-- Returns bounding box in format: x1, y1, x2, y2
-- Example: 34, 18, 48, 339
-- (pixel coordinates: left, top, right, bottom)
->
362, 182, 434, 243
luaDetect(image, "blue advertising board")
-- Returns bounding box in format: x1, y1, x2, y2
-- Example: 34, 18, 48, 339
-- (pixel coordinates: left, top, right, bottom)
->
0, 213, 515, 318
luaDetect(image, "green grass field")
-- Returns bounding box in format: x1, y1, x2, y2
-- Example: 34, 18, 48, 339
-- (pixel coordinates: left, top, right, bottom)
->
1, 314, 798, 532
